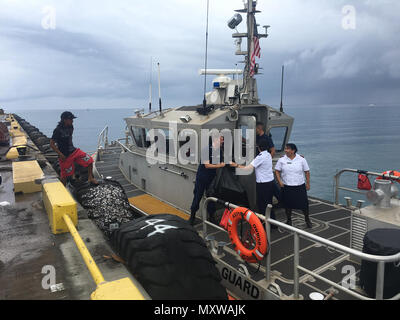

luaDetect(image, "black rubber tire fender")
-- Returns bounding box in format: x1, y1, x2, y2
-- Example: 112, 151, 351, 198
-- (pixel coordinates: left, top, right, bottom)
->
111, 214, 228, 300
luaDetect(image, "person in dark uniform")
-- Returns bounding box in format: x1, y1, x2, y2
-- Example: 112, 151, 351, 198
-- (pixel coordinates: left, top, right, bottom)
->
50, 111, 98, 186
256, 122, 275, 157
189, 136, 226, 226
275, 143, 312, 228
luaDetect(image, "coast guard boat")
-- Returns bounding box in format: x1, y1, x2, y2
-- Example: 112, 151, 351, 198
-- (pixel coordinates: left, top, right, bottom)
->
2, 1, 400, 301
92, 1, 400, 300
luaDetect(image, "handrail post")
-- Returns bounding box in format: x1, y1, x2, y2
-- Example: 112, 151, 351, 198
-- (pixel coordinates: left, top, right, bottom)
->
265, 205, 272, 283
97, 126, 109, 151
334, 171, 341, 205
202, 198, 212, 236
376, 261, 385, 300
293, 232, 300, 299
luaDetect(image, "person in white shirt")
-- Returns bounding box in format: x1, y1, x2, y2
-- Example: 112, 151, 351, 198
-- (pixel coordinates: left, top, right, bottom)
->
233, 139, 276, 225
275, 143, 312, 228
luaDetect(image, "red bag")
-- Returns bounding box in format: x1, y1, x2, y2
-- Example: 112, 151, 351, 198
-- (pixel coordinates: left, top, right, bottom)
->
358, 174, 372, 190
219, 209, 232, 230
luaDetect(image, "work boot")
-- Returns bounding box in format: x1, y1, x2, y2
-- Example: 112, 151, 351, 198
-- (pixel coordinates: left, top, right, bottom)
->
189, 217, 196, 226
305, 217, 312, 229
285, 209, 292, 226
189, 212, 196, 226
304, 210, 312, 229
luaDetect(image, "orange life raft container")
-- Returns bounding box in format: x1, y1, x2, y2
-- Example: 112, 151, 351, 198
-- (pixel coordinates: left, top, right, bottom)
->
377, 171, 400, 182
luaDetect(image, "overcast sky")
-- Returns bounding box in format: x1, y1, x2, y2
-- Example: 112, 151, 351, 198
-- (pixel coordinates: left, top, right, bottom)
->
1, 0, 399, 110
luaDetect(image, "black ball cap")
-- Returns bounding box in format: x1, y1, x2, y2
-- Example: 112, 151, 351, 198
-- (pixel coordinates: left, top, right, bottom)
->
61, 111, 77, 120
258, 138, 269, 151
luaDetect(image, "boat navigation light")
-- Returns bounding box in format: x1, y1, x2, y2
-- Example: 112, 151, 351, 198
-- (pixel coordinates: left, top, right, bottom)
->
227, 13, 243, 29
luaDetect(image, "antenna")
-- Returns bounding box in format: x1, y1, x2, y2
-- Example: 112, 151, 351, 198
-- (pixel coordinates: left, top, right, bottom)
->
149, 57, 153, 113
280, 65, 285, 112
202, 0, 210, 110
157, 62, 162, 114
246, 0, 253, 81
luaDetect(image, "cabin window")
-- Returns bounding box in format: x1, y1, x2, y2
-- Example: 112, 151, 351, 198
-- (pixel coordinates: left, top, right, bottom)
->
268, 127, 288, 152
144, 129, 151, 148
131, 126, 147, 148
179, 135, 191, 158
150, 128, 176, 157
239, 124, 253, 158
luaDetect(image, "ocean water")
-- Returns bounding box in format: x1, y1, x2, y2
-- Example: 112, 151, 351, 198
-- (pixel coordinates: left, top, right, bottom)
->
285, 104, 400, 203
16, 104, 400, 203
16, 108, 133, 154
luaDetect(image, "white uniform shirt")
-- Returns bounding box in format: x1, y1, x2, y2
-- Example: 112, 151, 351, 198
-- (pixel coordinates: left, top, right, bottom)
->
250, 151, 274, 183
275, 154, 310, 186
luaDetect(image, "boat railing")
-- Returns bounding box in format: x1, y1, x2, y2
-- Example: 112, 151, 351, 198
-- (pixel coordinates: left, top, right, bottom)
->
334, 168, 400, 205
202, 197, 400, 300
97, 125, 109, 151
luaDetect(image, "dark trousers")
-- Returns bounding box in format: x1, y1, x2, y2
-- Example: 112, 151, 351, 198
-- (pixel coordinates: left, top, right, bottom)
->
285, 208, 310, 221
190, 175, 216, 221
256, 181, 276, 219
272, 180, 282, 204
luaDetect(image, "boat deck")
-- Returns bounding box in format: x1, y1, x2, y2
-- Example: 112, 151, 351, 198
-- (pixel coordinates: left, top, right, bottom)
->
95, 147, 365, 300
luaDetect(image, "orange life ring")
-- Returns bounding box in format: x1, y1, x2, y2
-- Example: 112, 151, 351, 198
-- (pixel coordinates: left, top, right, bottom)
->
227, 207, 268, 263
377, 171, 400, 183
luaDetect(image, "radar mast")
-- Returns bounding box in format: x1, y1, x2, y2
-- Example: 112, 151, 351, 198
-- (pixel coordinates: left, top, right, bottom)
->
232, 0, 269, 104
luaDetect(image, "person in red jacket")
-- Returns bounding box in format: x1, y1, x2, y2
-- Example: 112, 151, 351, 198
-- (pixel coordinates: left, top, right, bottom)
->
50, 111, 98, 186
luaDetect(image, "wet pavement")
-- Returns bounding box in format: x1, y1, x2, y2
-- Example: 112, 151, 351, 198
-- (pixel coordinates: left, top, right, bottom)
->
0, 130, 144, 300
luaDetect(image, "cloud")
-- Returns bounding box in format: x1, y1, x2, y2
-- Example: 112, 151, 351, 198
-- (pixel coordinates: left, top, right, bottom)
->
321, 44, 365, 79
0, 0, 399, 110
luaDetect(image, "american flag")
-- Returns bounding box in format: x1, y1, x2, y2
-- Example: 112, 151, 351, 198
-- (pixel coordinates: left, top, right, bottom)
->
250, 18, 261, 77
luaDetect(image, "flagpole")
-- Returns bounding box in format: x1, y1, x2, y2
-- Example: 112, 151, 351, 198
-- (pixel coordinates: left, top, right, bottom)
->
246, 1, 256, 102
246, 1, 252, 81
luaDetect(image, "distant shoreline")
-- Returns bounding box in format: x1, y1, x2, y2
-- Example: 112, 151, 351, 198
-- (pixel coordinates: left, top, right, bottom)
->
6, 103, 399, 112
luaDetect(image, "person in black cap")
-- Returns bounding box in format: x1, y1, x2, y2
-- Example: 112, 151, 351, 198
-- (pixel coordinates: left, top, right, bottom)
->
256, 122, 275, 157
50, 111, 98, 185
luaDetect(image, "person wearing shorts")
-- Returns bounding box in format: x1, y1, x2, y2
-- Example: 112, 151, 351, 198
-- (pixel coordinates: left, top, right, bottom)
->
50, 111, 98, 185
